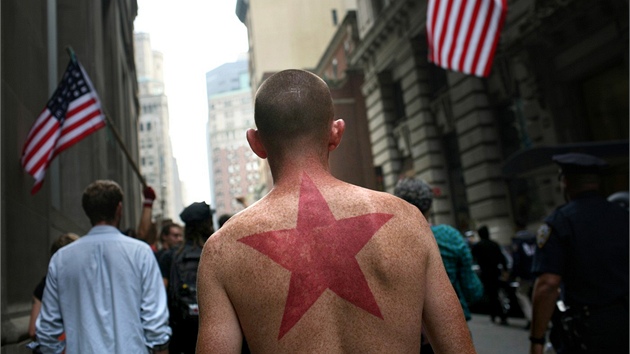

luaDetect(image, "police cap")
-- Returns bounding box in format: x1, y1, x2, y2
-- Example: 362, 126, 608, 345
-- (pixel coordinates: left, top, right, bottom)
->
180, 201, 212, 223
552, 152, 608, 175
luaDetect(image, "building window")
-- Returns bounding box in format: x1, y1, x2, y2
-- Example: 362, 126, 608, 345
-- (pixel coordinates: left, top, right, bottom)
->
147, 122, 152, 131
332, 9, 338, 26
442, 131, 470, 231
392, 81, 406, 125
428, 63, 448, 99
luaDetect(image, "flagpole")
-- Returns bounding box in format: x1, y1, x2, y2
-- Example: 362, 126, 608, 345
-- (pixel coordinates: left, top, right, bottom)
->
66, 46, 77, 64
64, 46, 146, 188
104, 114, 147, 188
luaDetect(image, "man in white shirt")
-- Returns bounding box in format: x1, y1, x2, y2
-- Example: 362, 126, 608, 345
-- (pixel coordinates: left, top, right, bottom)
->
36, 180, 171, 353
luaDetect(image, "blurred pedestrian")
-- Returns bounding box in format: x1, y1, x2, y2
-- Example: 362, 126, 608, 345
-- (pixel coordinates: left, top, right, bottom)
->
472, 225, 509, 325
530, 153, 629, 354
510, 218, 536, 329
36, 180, 171, 353
157, 222, 184, 287
394, 177, 484, 352
28, 233, 79, 340
168, 201, 214, 354
196, 70, 475, 353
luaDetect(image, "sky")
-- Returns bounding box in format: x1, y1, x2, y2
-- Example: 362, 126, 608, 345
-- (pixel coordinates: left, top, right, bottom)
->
134, 0, 249, 206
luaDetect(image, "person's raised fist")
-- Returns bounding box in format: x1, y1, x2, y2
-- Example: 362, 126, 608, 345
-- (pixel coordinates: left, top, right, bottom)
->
143, 186, 156, 207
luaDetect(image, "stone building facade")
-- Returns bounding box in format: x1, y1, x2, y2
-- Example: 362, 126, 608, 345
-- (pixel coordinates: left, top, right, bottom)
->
1, 0, 142, 347
236, 0, 357, 93
351, 0, 628, 242
314, 11, 379, 191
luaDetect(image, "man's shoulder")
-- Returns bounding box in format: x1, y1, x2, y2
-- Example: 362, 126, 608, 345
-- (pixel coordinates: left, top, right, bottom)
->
203, 184, 426, 255
117, 233, 155, 253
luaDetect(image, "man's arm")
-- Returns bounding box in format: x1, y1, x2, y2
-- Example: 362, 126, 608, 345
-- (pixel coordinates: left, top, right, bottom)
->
28, 296, 42, 339
137, 186, 156, 244
529, 273, 561, 354
140, 248, 172, 351
36, 263, 65, 354
197, 238, 242, 354
422, 240, 476, 354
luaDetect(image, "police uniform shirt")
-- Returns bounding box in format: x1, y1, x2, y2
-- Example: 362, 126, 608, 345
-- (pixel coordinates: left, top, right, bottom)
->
532, 191, 629, 306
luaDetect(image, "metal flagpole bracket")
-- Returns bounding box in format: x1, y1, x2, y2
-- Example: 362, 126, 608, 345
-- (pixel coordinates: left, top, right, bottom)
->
65, 46, 77, 63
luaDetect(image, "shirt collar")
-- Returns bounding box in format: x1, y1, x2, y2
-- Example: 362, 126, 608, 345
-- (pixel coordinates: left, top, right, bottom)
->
87, 225, 123, 236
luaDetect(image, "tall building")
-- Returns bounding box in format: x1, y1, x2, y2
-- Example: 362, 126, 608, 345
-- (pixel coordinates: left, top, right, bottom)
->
134, 32, 184, 222
236, 0, 357, 93
206, 57, 261, 217
1, 0, 142, 348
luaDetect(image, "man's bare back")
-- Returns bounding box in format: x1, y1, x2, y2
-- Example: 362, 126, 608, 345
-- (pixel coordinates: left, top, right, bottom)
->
196, 69, 474, 353
198, 173, 473, 353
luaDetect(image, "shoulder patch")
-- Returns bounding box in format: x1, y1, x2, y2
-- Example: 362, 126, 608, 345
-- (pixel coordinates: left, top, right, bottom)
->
536, 224, 551, 248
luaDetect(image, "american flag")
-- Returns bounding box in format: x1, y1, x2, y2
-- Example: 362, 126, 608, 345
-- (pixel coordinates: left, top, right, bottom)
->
427, 0, 508, 77
21, 58, 106, 194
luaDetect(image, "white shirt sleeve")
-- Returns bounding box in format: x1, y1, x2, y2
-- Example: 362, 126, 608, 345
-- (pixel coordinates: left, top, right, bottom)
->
36, 259, 66, 354
140, 248, 172, 348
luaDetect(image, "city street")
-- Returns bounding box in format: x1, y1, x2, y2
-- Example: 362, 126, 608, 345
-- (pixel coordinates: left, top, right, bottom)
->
5, 314, 548, 354
469, 315, 531, 353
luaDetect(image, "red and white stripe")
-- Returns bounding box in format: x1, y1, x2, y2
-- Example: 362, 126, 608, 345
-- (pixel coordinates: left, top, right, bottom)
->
21, 61, 105, 194
53, 94, 105, 157
427, 0, 507, 77
21, 109, 62, 192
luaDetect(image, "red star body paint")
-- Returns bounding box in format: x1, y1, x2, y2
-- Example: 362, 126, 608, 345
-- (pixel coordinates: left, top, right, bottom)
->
239, 174, 393, 339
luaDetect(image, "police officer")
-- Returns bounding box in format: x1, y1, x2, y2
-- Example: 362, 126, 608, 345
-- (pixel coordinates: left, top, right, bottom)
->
529, 153, 629, 354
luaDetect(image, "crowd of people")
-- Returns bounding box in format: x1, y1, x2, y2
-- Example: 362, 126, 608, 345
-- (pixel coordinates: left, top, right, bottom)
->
29, 70, 628, 354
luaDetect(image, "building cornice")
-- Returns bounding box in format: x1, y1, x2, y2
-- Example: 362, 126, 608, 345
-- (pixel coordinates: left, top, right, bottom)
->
349, 0, 419, 69
314, 11, 358, 75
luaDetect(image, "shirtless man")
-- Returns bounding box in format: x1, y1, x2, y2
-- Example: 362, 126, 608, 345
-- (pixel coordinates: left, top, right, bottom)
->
196, 69, 475, 353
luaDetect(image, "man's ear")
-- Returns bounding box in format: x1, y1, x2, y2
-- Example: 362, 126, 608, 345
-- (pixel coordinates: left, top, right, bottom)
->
328, 119, 345, 152
246, 128, 268, 159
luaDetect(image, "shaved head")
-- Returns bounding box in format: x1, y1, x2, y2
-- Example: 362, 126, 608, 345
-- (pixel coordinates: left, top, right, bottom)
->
254, 70, 334, 155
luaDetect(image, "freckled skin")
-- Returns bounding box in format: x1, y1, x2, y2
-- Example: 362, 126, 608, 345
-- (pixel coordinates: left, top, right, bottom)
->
196, 69, 475, 354
239, 174, 392, 339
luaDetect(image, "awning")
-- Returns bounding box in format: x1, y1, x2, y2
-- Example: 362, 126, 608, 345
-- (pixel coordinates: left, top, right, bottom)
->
502, 140, 629, 178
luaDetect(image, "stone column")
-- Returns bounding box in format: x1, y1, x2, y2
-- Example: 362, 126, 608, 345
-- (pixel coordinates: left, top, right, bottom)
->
362, 72, 401, 192
398, 44, 455, 226
449, 73, 513, 244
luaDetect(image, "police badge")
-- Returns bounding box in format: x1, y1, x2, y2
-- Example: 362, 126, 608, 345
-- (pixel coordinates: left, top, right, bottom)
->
537, 224, 551, 248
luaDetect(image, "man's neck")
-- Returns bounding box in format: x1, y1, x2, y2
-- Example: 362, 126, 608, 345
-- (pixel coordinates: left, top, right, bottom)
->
269, 155, 332, 188
93, 220, 119, 227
